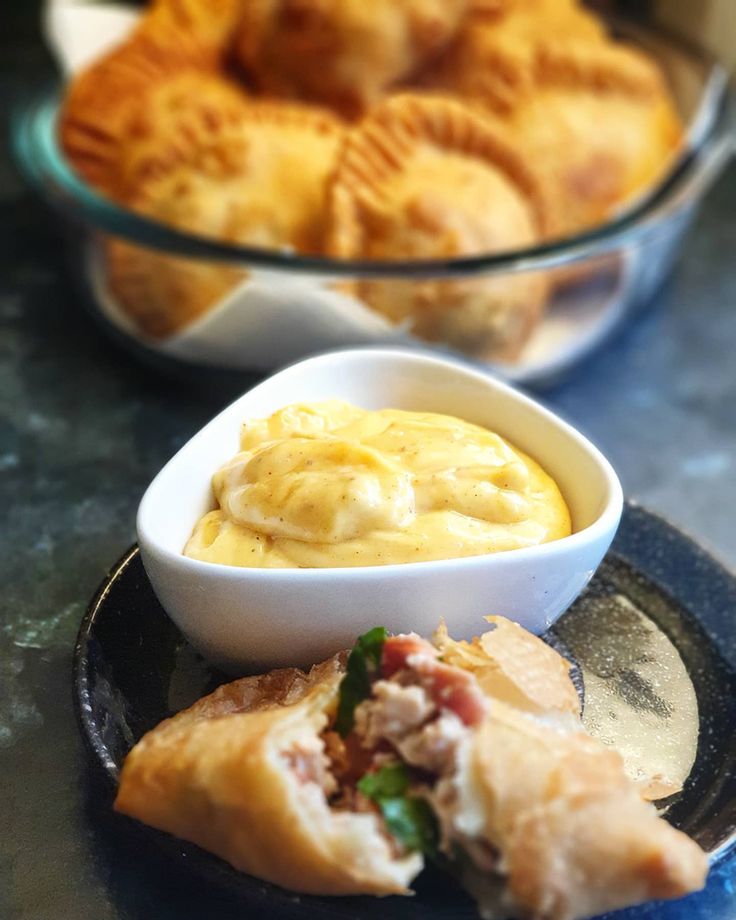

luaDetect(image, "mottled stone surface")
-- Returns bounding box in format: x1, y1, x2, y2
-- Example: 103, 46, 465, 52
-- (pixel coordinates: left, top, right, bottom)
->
1, 25, 735, 920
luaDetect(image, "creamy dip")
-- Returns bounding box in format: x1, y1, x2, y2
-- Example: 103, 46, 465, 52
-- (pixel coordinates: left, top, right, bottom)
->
184, 401, 571, 568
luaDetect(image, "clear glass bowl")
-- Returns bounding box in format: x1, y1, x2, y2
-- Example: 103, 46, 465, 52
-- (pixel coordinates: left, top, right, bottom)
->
12, 19, 735, 385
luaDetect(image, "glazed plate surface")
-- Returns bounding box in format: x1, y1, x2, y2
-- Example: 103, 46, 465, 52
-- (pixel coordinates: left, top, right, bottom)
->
74, 503, 736, 919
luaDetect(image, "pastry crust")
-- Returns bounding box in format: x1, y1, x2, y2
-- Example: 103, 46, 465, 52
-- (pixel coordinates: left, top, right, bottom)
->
233, 0, 470, 115
468, 702, 708, 920
108, 101, 344, 337
418, 0, 606, 114
107, 160, 248, 338
517, 43, 682, 237
326, 94, 550, 361
435, 615, 581, 721
115, 653, 422, 895
145, 0, 244, 54
412, 4, 681, 240
58, 0, 253, 198
116, 72, 252, 198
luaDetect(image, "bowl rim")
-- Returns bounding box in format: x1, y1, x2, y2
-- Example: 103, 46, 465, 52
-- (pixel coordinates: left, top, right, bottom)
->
136, 347, 624, 580
11, 18, 733, 280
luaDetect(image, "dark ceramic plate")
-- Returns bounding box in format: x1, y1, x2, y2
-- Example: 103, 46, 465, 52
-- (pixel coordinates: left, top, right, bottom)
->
73, 503, 736, 920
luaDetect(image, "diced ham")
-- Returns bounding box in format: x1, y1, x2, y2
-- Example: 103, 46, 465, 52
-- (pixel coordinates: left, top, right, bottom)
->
421, 659, 488, 727
381, 634, 437, 678
382, 635, 488, 727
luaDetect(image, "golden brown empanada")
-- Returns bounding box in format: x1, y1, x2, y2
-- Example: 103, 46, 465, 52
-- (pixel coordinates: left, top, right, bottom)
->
145, 0, 244, 54
115, 652, 423, 894
514, 41, 683, 236
108, 101, 344, 337
116, 618, 708, 918
116, 72, 252, 198
417, 0, 606, 114
464, 702, 706, 920
233, 0, 470, 116
326, 94, 550, 361
59, 16, 240, 199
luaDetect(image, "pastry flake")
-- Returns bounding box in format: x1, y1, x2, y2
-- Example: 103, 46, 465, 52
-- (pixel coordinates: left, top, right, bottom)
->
326, 94, 550, 361
233, 0, 471, 115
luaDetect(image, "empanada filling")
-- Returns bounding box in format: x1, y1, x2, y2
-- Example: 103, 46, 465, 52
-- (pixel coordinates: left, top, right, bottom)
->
274, 625, 706, 920
283, 629, 497, 875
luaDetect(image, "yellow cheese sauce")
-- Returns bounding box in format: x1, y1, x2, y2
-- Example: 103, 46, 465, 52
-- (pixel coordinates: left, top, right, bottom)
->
184, 401, 571, 568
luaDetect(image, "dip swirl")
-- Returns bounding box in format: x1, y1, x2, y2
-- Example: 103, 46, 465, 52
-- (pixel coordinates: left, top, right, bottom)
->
184, 401, 571, 568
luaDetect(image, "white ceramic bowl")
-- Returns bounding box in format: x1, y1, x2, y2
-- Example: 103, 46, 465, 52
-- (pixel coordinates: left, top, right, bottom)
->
137, 348, 623, 670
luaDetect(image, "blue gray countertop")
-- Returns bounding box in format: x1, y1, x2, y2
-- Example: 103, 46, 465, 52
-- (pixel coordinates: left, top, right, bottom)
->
2, 32, 735, 920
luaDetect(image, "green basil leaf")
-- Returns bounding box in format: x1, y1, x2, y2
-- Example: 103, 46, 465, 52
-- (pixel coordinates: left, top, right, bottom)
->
357, 763, 439, 856
379, 796, 439, 856
335, 626, 388, 737
357, 762, 410, 799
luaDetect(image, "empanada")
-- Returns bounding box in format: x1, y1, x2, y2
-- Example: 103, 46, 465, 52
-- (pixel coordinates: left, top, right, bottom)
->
417, 0, 606, 114
326, 94, 550, 361
58, 0, 245, 202
145, 0, 244, 55
116, 72, 252, 198
108, 102, 344, 337
233, 0, 470, 115
116, 618, 708, 919
514, 41, 683, 236
115, 652, 422, 894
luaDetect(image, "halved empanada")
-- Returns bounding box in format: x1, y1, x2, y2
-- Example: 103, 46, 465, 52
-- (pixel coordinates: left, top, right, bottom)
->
464, 701, 706, 920
326, 94, 550, 361
116, 618, 708, 919
233, 0, 470, 115
115, 652, 422, 894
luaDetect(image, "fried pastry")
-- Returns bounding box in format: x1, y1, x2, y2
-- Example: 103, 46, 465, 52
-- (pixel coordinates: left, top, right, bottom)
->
417, 0, 606, 114
116, 72, 252, 198
115, 652, 422, 894
106, 171, 247, 339
116, 619, 708, 919
108, 102, 344, 337
57, 0, 247, 201
145, 0, 244, 54
514, 41, 683, 236
233, 0, 470, 115
326, 94, 550, 361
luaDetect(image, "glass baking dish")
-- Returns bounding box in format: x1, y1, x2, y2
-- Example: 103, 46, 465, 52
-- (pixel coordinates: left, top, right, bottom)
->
12, 18, 736, 386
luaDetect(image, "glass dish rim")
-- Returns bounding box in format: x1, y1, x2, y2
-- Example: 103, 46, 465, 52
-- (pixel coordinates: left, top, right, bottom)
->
12, 35, 733, 280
